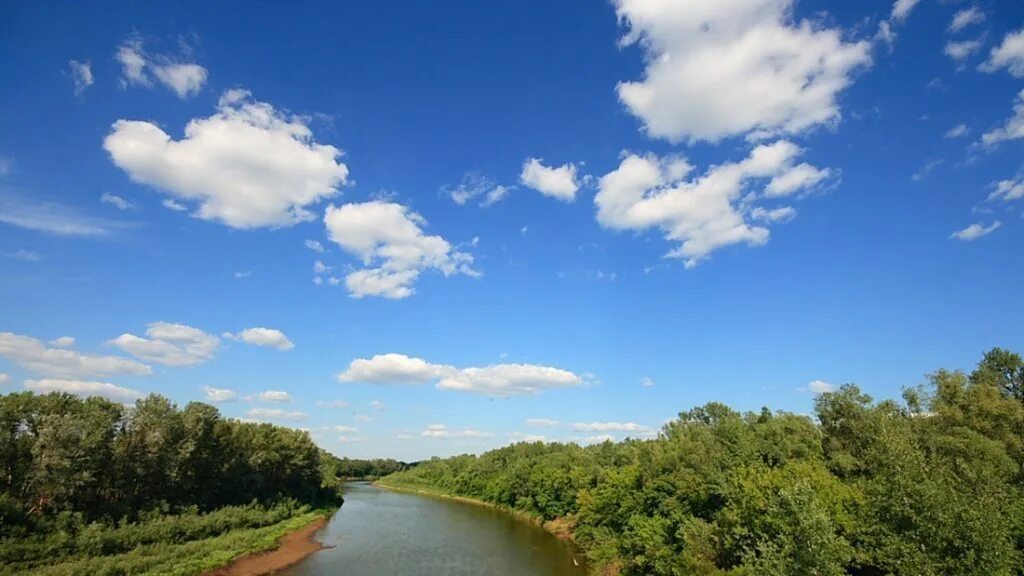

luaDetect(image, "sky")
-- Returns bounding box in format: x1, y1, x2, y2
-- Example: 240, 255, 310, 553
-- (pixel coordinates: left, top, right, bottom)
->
0, 0, 1022, 460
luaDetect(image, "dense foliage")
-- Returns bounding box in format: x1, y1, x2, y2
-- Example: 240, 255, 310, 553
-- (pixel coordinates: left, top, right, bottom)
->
0, 392, 342, 548
382, 349, 1024, 575
334, 457, 409, 479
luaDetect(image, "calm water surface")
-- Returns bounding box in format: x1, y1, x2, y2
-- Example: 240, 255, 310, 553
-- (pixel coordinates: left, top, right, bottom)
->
282, 482, 586, 576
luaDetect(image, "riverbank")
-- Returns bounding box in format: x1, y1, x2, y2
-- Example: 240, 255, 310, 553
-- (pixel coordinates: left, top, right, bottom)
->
202, 516, 329, 576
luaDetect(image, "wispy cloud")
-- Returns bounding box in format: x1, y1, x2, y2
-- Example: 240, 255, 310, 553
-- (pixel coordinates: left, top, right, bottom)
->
0, 190, 133, 236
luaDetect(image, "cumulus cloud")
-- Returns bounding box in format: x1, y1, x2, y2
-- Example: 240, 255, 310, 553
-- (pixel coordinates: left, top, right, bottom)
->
987, 178, 1024, 202
201, 386, 237, 402
25, 379, 144, 402
100, 193, 134, 210
246, 407, 307, 422
0, 332, 151, 378
614, 0, 871, 142
526, 418, 561, 427
444, 172, 511, 207
109, 322, 219, 367
639, 376, 655, 387
595, 140, 830, 268
0, 374, 9, 386
950, 7, 985, 33
338, 353, 585, 396
981, 90, 1024, 147
254, 390, 292, 403
981, 28, 1024, 77
945, 39, 982, 63
805, 379, 836, 394
67, 60, 93, 96
421, 424, 493, 439
224, 327, 294, 351
951, 221, 1001, 241
519, 159, 580, 201
48, 337, 75, 348
570, 421, 651, 433
104, 89, 349, 229
323, 201, 478, 299
116, 37, 208, 98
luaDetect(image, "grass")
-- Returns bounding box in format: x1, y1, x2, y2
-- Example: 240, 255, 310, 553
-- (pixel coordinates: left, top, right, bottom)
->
0, 505, 332, 576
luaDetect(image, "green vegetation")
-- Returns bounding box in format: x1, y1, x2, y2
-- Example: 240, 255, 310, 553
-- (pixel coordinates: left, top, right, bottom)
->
0, 392, 343, 575
334, 457, 409, 480
381, 348, 1024, 575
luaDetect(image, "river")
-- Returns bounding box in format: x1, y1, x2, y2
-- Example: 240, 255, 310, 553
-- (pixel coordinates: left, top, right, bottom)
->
281, 482, 587, 576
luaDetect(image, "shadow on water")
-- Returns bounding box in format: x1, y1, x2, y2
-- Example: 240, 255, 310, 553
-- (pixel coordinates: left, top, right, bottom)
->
281, 482, 587, 576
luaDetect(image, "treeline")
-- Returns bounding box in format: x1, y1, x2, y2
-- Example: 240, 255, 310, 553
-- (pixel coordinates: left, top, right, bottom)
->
0, 392, 343, 540
335, 457, 409, 480
382, 348, 1024, 575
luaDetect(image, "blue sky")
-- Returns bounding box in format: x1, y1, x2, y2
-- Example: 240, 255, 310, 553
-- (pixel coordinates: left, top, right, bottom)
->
1, 0, 1022, 459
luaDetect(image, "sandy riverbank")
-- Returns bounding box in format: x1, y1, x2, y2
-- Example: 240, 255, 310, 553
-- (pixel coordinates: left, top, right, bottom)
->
202, 517, 329, 576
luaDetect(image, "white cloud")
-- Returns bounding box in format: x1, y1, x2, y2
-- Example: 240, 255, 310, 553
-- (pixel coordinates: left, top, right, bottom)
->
614, 0, 871, 142
639, 376, 655, 387
444, 173, 510, 207
49, 337, 75, 348
100, 193, 134, 210
255, 390, 293, 403
806, 379, 836, 394
234, 271, 252, 279
339, 353, 450, 384
574, 434, 615, 445
988, 178, 1024, 202
951, 221, 1001, 241
981, 28, 1024, 77
246, 407, 307, 422
571, 421, 651, 433
944, 124, 970, 139
526, 418, 561, 427
353, 413, 374, 422
595, 140, 828, 268
0, 332, 151, 378
945, 39, 982, 63
162, 198, 186, 211
981, 90, 1024, 147
750, 206, 797, 223
421, 424, 493, 439
105, 89, 349, 229
313, 260, 331, 275
0, 374, 9, 386
950, 7, 985, 33
116, 37, 208, 98
912, 158, 943, 182
891, 0, 921, 22
338, 353, 585, 397
333, 425, 358, 433
68, 60, 93, 96
305, 239, 325, 252
519, 159, 579, 201
395, 433, 413, 441
7, 249, 42, 262
323, 201, 478, 299
201, 386, 237, 402
109, 322, 219, 367
370, 400, 386, 411
225, 327, 294, 351
25, 379, 144, 402
0, 191, 127, 236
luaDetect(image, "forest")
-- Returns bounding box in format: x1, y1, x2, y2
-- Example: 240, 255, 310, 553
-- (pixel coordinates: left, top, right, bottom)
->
0, 393, 344, 575
380, 348, 1024, 576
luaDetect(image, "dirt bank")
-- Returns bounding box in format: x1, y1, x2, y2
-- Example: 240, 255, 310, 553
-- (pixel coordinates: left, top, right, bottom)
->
203, 517, 329, 576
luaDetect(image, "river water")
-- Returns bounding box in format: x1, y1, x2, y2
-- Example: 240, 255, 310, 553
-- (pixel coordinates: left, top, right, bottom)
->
282, 482, 587, 576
